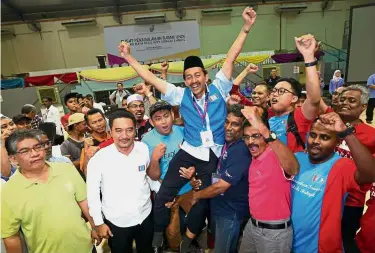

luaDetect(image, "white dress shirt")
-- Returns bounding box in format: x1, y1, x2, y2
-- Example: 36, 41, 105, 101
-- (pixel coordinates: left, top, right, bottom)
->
161, 70, 233, 161
93, 102, 105, 113
41, 105, 63, 136
87, 142, 152, 227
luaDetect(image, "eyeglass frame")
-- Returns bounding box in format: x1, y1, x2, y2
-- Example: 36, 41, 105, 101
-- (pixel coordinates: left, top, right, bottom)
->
128, 104, 145, 109
271, 87, 295, 96
242, 133, 263, 141
15, 143, 45, 156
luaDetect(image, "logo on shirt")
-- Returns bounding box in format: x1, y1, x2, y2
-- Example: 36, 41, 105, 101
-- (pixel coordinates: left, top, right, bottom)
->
138, 165, 146, 172
225, 170, 232, 178
65, 182, 73, 192
209, 94, 219, 102
312, 174, 324, 183
222, 151, 227, 160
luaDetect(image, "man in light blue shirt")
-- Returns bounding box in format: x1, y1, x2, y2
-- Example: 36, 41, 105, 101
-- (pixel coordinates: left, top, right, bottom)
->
366, 73, 375, 123
118, 7, 257, 252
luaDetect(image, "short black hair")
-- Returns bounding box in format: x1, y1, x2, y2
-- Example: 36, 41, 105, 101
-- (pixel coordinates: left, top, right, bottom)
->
84, 108, 105, 124
108, 109, 136, 129
13, 114, 32, 124
276, 78, 302, 98
117, 83, 123, 86
76, 94, 83, 100
85, 94, 93, 99
227, 104, 245, 118
64, 93, 78, 105
255, 82, 271, 93
42, 97, 53, 102
5, 130, 40, 155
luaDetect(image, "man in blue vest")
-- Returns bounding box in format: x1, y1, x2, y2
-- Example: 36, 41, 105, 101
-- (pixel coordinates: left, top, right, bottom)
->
118, 7, 257, 252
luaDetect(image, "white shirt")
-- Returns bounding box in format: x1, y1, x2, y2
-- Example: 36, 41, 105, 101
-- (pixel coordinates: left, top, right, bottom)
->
110, 90, 130, 107
87, 142, 152, 227
41, 105, 63, 136
161, 70, 233, 161
93, 102, 105, 113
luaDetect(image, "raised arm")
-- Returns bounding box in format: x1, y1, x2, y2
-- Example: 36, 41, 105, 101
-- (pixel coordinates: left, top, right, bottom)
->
118, 44, 168, 94
318, 112, 375, 184
221, 7, 256, 80
242, 106, 300, 176
233, 63, 259, 86
295, 35, 321, 120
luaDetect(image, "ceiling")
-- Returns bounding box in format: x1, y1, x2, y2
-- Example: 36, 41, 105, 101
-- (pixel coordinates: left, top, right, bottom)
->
1, 0, 298, 23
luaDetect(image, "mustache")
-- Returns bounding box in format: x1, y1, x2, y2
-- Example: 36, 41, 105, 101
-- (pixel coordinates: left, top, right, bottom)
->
247, 144, 259, 149
119, 138, 131, 142
309, 144, 321, 150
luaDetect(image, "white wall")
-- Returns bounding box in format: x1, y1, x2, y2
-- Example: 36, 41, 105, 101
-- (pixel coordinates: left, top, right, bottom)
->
0, 0, 370, 76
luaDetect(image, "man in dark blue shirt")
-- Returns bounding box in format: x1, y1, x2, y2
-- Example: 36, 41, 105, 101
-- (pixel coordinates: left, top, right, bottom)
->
190, 104, 252, 253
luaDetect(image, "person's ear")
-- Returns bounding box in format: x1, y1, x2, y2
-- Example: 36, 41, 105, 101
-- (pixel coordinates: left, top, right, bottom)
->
149, 118, 155, 127
361, 104, 367, 113
9, 155, 18, 167
291, 95, 299, 104
205, 73, 209, 84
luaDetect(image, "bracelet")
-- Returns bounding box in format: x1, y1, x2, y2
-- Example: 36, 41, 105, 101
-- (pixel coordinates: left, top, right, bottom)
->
304, 60, 318, 67
242, 27, 250, 34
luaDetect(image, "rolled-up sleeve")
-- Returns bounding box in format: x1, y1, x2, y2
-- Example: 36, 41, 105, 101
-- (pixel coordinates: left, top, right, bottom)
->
86, 157, 104, 226
213, 70, 234, 99
161, 82, 185, 106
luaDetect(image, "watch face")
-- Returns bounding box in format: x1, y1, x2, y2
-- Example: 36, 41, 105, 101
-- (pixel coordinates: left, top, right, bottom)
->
271, 132, 277, 139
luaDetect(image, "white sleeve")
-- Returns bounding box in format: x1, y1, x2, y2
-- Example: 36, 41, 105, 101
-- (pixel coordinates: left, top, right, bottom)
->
109, 91, 116, 100
213, 69, 234, 99
87, 156, 104, 226
161, 82, 185, 106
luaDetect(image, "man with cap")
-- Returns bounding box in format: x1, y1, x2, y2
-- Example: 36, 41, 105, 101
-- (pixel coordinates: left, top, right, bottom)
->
60, 113, 87, 171
12, 114, 32, 130
118, 7, 257, 252
142, 101, 195, 250
127, 94, 153, 141
61, 92, 81, 130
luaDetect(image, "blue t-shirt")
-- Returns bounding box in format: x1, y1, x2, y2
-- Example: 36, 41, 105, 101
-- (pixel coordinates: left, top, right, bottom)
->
210, 140, 251, 220
142, 125, 192, 195
367, 74, 375, 98
269, 114, 288, 145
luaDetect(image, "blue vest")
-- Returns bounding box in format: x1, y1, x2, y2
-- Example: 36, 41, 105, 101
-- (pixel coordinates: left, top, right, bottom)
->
180, 85, 226, 147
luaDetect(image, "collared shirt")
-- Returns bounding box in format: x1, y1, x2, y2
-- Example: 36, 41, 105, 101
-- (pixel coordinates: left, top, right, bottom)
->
41, 105, 63, 136
48, 156, 73, 164
1, 162, 92, 253
249, 146, 292, 221
93, 102, 105, 113
161, 70, 233, 161
136, 119, 153, 141
31, 115, 43, 129
110, 90, 130, 107
367, 73, 375, 98
87, 142, 152, 227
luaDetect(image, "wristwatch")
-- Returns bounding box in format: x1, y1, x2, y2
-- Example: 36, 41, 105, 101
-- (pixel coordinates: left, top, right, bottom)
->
337, 123, 356, 139
264, 131, 278, 143
304, 60, 318, 67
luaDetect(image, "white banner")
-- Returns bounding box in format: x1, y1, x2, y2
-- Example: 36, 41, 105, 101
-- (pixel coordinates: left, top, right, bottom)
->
104, 21, 200, 65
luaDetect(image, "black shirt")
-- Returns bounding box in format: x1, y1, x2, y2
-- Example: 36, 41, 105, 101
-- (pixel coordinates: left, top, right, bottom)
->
265, 76, 281, 87
136, 119, 153, 141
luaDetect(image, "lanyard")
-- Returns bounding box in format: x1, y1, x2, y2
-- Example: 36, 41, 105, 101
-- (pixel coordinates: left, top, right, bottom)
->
217, 141, 237, 172
192, 94, 209, 127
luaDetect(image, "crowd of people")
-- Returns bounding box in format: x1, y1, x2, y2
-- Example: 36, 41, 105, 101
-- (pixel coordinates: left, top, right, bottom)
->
1, 7, 375, 253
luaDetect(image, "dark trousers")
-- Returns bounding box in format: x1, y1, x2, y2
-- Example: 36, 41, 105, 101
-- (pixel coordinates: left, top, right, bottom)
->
366, 98, 375, 122
341, 206, 364, 253
154, 149, 218, 235
106, 213, 153, 253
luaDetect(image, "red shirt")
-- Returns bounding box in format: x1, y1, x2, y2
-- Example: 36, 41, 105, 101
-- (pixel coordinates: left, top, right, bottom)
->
287, 108, 314, 153
230, 85, 275, 119
98, 138, 114, 149
60, 113, 71, 129
335, 123, 375, 207
356, 181, 375, 253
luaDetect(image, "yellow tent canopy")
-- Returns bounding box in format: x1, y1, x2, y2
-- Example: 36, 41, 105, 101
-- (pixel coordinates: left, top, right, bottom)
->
80, 65, 149, 82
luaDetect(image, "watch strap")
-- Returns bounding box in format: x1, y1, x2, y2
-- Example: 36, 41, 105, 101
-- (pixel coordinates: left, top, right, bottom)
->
264, 132, 277, 143
304, 60, 318, 67
337, 124, 355, 139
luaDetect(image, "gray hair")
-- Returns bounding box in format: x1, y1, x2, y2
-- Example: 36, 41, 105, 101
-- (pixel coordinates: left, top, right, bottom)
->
29, 129, 47, 140
5, 130, 41, 155
21, 104, 37, 114
342, 84, 369, 105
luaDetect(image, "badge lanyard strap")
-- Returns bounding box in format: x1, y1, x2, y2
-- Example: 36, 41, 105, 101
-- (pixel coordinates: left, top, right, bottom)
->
192, 94, 209, 128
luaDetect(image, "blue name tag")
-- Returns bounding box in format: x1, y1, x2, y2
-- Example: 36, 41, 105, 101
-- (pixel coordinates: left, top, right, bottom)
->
138, 165, 146, 172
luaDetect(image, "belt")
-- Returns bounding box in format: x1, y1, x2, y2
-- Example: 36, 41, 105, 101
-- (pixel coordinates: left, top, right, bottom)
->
250, 216, 291, 230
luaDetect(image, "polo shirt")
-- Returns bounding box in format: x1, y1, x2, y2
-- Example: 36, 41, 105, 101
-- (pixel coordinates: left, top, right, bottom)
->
136, 119, 153, 141
356, 181, 375, 253
87, 142, 152, 228
60, 137, 84, 162
142, 125, 192, 195
1, 162, 92, 253
248, 146, 292, 221
292, 152, 358, 253
269, 107, 313, 153
210, 140, 251, 220
265, 76, 280, 87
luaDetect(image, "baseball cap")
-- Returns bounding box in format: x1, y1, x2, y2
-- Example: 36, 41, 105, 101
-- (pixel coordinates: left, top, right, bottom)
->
67, 113, 85, 126
12, 114, 32, 124
149, 101, 172, 118
127, 94, 144, 105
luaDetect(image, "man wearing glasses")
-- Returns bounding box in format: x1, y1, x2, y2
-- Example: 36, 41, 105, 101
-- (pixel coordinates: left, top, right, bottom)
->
127, 94, 153, 141
1, 130, 100, 253
239, 106, 300, 253
268, 34, 322, 152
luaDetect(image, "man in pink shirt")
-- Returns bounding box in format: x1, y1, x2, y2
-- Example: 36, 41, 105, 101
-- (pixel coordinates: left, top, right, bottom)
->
239, 106, 300, 253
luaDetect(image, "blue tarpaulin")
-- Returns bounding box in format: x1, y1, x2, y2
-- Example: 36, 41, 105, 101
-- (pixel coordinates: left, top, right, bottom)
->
0, 78, 25, 90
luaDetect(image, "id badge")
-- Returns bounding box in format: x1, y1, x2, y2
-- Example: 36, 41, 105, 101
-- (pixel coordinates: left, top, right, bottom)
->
200, 130, 214, 148
212, 173, 220, 184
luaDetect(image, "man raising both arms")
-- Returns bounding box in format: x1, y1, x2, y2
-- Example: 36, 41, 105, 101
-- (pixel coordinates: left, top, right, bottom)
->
118, 7, 257, 253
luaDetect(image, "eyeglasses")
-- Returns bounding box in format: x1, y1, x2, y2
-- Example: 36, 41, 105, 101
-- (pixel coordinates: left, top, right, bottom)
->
16, 144, 44, 156
41, 140, 52, 147
128, 104, 145, 109
242, 134, 263, 141
332, 91, 342, 96
271, 88, 295, 96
